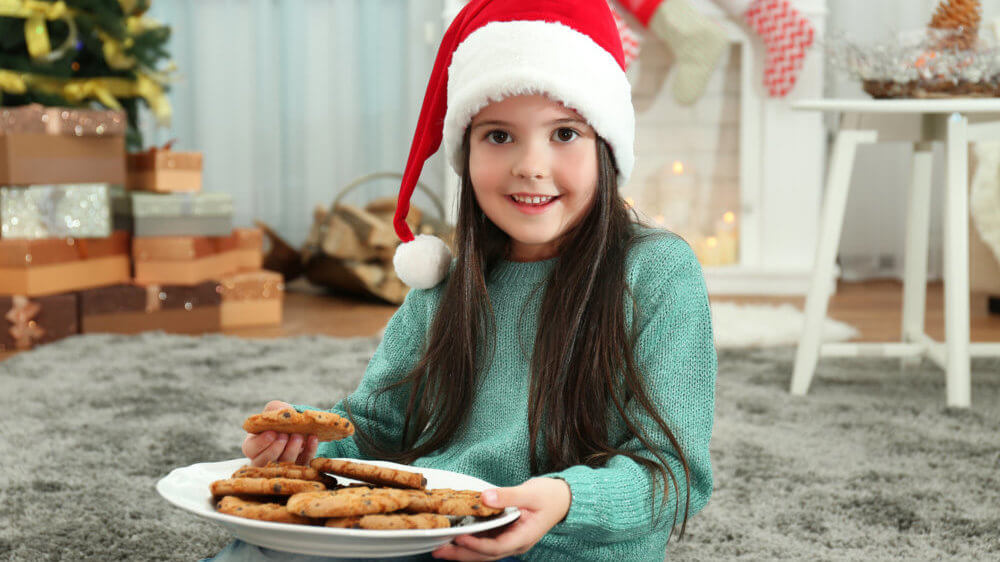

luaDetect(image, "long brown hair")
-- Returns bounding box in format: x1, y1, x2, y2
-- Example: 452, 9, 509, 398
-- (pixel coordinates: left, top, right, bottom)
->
350, 128, 692, 537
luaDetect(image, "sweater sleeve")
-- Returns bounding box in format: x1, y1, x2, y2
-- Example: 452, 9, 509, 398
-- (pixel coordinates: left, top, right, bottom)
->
292, 286, 432, 461
542, 241, 717, 543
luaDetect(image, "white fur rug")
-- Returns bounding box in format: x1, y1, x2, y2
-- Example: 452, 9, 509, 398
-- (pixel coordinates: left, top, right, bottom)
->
710, 302, 859, 349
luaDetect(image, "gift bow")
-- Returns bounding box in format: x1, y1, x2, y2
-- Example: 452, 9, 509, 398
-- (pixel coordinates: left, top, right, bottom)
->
6, 295, 45, 350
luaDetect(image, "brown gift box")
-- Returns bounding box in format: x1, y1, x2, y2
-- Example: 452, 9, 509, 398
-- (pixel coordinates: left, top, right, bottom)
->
79, 282, 221, 334
127, 142, 203, 193
133, 251, 238, 285
0, 293, 78, 351
218, 270, 283, 328
0, 231, 131, 296
216, 228, 263, 271
132, 233, 242, 285
1, 105, 127, 185
133, 236, 217, 262
0, 134, 126, 186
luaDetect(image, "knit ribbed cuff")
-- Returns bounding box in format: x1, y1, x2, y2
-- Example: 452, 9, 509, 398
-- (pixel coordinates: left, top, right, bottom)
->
541, 462, 670, 543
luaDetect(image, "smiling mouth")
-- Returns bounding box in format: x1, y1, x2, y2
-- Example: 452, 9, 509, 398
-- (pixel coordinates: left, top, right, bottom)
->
508, 195, 561, 207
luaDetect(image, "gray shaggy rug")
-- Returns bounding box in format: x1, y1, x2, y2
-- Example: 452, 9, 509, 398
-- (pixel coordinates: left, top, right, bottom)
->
0, 333, 998, 561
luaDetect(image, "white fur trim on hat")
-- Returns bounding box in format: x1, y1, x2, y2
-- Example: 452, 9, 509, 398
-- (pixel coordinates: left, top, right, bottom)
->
443, 20, 635, 187
393, 234, 453, 289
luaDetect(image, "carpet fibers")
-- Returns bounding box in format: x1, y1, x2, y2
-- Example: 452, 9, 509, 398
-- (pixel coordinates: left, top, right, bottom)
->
0, 333, 998, 561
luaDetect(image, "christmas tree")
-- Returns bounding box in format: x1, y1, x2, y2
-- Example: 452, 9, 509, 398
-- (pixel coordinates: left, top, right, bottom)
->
929, 0, 982, 50
0, 0, 173, 148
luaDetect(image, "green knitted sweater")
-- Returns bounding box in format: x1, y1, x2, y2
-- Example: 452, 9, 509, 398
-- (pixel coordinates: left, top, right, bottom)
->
299, 226, 717, 561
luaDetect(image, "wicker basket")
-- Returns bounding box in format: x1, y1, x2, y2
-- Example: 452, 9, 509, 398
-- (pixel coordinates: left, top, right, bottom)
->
301, 172, 453, 304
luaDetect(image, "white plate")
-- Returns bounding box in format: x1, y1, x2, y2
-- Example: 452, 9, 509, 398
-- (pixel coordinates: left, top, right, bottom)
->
156, 458, 521, 558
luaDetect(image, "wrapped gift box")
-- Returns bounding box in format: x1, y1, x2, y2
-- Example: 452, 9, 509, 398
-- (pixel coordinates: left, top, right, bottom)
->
132, 235, 238, 285
127, 143, 203, 193
0, 183, 112, 239
0, 104, 126, 185
113, 192, 232, 237
216, 227, 263, 271
0, 231, 130, 296
79, 282, 221, 334
218, 270, 283, 328
0, 293, 78, 351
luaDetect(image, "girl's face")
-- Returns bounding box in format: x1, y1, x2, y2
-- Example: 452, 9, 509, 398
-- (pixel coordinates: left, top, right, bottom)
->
468, 94, 598, 262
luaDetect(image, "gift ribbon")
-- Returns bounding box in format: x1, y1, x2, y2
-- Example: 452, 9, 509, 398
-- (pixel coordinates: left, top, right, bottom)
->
145, 284, 163, 313
0, 69, 172, 125
5, 295, 45, 350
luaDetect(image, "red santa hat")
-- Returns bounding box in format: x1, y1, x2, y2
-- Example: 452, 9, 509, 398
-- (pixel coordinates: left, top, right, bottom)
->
393, 0, 635, 289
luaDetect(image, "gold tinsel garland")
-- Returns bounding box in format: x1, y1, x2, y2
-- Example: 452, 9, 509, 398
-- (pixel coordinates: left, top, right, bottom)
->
0, 0, 166, 68
0, 69, 171, 124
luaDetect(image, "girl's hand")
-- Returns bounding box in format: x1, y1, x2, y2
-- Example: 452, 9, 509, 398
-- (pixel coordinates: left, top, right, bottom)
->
241, 400, 319, 467
431, 477, 572, 561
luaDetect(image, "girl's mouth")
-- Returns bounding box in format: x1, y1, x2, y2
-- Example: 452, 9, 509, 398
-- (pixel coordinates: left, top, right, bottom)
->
508, 194, 561, 214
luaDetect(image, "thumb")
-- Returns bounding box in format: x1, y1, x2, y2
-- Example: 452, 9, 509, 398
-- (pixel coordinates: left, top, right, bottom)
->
481, 482, 540, 510
264, 400, 292, 412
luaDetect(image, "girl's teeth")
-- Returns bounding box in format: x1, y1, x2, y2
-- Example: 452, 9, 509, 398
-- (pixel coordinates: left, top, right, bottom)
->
513, 196, 553, 205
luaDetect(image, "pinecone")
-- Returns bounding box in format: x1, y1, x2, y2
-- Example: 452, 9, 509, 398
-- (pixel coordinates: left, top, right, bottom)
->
929, 0, 982, 50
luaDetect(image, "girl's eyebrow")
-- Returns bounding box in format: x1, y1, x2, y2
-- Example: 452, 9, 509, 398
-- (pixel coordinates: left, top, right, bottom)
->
470, 117, 587, 130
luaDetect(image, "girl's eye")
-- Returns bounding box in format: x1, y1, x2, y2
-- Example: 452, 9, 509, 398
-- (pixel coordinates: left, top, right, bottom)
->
554, 128, 579, 143
487, 130, 510, 144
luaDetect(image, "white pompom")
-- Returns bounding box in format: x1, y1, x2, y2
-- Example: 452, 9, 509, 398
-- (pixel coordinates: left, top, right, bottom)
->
393, 234, 453, 289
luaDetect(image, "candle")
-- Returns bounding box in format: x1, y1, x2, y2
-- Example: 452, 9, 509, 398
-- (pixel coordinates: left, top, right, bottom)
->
714, 211, 739, 265
658, 160, 698, 232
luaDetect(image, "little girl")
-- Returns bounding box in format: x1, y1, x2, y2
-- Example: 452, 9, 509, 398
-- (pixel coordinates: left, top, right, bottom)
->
220, 1, 716, 560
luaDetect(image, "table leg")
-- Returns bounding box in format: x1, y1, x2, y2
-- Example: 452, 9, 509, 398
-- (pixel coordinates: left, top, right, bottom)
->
944, 112, 971, 408
791, 117, 877, 396
900, 142, 934, 369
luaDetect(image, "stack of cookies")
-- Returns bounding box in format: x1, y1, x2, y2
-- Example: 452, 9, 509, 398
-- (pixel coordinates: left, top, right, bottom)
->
210, 408, 504, 529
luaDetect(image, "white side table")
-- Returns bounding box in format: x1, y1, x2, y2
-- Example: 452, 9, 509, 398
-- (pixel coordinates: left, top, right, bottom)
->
791, 99, 1000, 408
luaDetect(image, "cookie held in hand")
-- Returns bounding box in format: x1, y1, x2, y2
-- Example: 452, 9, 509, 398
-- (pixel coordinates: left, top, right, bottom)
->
242, 408, 354, 442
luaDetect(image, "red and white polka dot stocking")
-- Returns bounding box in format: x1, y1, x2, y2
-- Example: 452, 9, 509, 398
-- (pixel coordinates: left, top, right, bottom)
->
718, 0, 815, 97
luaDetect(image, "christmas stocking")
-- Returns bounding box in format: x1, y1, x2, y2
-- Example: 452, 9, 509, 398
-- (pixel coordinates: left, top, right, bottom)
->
618, 0, 729, 105
715, 0, 815, 97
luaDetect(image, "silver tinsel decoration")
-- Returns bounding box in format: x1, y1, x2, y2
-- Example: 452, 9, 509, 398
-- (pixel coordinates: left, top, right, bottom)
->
828, 28, 1000, 96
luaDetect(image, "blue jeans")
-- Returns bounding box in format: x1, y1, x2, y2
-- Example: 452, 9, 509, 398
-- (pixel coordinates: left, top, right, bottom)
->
202, 539, 521, 562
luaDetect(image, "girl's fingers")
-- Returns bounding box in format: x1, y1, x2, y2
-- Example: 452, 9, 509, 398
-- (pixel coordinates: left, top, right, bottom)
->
242, 431, 276, 459
278, 434, 304, 463
264, 400, 291, 412
431, 542, 490, 561
296, 435, 319, 465
454, 521, 534, 558
252, 433, 288, 466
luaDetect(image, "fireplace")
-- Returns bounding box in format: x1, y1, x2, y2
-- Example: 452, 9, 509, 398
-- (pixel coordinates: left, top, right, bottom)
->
441, 0, 830, 295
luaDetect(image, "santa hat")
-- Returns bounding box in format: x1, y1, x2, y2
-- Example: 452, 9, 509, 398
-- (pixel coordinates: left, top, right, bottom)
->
392, 0, 635, 289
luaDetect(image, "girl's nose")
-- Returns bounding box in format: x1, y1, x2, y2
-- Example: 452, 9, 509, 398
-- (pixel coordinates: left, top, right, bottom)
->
511, 143, 549, 180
